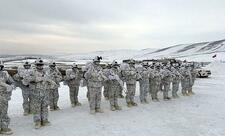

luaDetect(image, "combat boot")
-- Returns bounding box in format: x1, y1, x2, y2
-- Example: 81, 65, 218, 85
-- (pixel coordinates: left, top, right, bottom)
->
119, 94, 124, 98
55, 106, 60, 110
96, 108, 104, 113
34, 121, 41, 129
0, 128, 13, 135
164, 97, 171, 101
42, 120, 51, 126
127, 102, 132, 107
144, 99, 149, 104
71, 103, 76, 107
152, 98, 159, 102
182, 92, 188, 96
131, 101, 138, 106
75, 102, 82, 106
115, 105, 122, 110
110, 106, 116, 111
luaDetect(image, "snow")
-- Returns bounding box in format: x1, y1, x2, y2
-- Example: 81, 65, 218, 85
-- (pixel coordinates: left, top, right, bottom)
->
7, 61, 225, 136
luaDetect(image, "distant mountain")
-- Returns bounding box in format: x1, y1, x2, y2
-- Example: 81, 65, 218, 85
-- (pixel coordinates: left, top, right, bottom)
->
137, 39, 225, 62
1, 39, 225, 62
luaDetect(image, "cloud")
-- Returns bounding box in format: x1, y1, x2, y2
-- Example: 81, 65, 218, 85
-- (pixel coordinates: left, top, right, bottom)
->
0, 0, 225, 55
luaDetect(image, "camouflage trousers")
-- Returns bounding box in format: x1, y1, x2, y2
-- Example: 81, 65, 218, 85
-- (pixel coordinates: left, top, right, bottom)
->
69, 86, 79, 105
49, 88, 59, 109
172, 81, 180, 97
88, 87, 102, 111
108, 83, 120, 107
139, 82, 149, 103
181, 78, 191, 94
32, 90, 49, 123
0, 101, 10, 129
103, 82, 109, 98
21, 85, 32, 113
151, 82, 160, 100
126, 84, 136, 103
162, 81, 171, 99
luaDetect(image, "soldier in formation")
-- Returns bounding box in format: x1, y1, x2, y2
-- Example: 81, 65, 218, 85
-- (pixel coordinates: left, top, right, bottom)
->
0, 61, 14, 135
1, 57, 198, 133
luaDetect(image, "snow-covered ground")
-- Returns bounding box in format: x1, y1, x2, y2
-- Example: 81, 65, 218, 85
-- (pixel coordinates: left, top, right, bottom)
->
7, 61, 225, 136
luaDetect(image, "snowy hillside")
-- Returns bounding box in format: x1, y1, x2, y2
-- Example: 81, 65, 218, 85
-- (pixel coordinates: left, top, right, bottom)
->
57, 49, 157, 62
138, 39, 225, 62
8, 61, 225, 136
57, 39, 225, 62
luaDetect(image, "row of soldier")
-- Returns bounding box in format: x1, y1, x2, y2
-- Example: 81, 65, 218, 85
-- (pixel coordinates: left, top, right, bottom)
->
0, 57, 197, 134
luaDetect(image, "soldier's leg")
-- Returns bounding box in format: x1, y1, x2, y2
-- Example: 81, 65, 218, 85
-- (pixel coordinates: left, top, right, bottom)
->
41, 96, 50, 126
89, 87, 96, 113
172, 82, 179, 98
181, 80, 188, 96
103, 83, 109, 99
144, 84, 149, 103
130, 84, 137, 106
69, 87, 75, 106
22, 88, 30, 115
126, 84, 132, 106
139, 83, 145, 103
87, 87, 90, 101
49, 90, 55, 110
53, 88, 60, 109
163, 83, 170, 100
108, 85, 115, 110
0, 101, 13, 135
95, 87, 103, 113
1, 101, 10, 129
74, 86, 81, 106
31, 92, 42, 128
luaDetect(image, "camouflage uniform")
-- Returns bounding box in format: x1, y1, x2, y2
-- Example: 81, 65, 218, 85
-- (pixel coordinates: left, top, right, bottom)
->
123, 60, 140, 107
150, 66, 163, 101
13, 63, 33, 115
84, 60, 106, 114
103, 80, 110, 100
138, 64, 150, 103
0, 67, 14, 135
189, 66, 197, 95
171, 66, 182, 98
29, 59, 57, 128
47, 64, 62, 110
104, 64, 123, 111
161, 66, 173, 100
180, 65, 192, 96
65, 65, 82, 107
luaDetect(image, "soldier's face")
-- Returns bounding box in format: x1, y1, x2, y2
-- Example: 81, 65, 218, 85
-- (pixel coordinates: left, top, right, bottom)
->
94, 61, 100, 65
36, 64, 44, 70
24, 65, 31, 69
50, 65, 56, 70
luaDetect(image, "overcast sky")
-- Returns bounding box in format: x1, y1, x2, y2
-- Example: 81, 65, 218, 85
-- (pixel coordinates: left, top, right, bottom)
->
0, 0, 225, 55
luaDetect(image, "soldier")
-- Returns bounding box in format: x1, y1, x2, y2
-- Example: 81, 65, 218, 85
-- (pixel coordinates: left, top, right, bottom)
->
171, 62, 182, 98
13, 61, 33, 115
161, 62, 174, 100
84, 56, 107, 114
47, 62, 62, 111
105, 61, 123, 111
29, 59, 57, 129
180, 63, 193, 96
0, 61, 14, 135
123, 59, 140, 107
65, 63, 82, 107
189, 63, 197, 95
150, 63, 163, 102
138, 62, 150, 104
